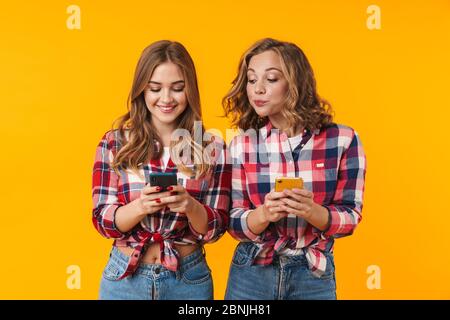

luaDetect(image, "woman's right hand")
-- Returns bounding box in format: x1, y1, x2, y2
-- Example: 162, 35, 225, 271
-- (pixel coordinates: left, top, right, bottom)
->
261, 190, 289, 223
136, 184, 172, 215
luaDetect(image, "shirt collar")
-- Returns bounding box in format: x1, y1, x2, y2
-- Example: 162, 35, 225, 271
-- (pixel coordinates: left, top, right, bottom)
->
260, 119, 319, 140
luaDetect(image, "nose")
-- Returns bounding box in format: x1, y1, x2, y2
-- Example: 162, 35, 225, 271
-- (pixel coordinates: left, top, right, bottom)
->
254, 80, 265, 94
160, 88, 173, 104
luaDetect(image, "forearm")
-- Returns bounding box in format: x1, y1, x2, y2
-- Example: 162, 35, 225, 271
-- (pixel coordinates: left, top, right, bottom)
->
247, 205, 270, 235
185, 200, 208, 235
114, 199, 146, 233
306, 203, 330, 231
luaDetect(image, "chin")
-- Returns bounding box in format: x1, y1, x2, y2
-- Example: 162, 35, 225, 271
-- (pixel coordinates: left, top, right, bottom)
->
252, 108, 270, 118
159, 114, 180, 124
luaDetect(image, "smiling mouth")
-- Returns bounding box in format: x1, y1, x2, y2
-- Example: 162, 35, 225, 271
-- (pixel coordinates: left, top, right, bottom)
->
157, 104, 177, 113
254, 100, 268, 107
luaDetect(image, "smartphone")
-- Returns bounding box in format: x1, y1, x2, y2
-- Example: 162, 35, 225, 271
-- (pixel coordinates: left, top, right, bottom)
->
148, 172, 178, 191
274, 177, 304, 192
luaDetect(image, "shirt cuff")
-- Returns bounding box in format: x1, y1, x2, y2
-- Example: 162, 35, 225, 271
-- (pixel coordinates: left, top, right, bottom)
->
241, 209, 266, 243
311, 206, 332, 240
188, 205, 224, 243
104, 204, 128, 239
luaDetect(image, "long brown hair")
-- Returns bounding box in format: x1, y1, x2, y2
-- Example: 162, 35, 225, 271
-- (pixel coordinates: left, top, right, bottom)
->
112, 40, 212, 178
223, 38, 333, 132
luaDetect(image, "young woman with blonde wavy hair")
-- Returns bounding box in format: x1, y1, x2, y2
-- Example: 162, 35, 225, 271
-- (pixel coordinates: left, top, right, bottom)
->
92, 40, 230, 300
223, 38, 366, 300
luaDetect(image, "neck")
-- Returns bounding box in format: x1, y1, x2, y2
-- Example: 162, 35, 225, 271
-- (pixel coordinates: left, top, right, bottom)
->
269, 114, 302, 137
151, 118, 176, 147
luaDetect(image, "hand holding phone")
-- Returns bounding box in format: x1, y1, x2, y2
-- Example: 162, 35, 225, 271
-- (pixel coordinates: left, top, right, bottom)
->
148, 173, 197, 215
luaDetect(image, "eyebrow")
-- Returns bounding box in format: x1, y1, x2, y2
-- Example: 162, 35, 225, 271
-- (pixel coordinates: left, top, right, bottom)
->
247, 67, 282, 73
148, 80, 185, 85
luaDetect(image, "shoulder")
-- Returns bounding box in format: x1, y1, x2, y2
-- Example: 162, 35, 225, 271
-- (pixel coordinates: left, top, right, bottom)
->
98, 129, 128, 151
207, 132, 226, 147
228, 132, 246, 159
318, 123, 362, 148
204, 133, 228, 166
228, 128, 258, 149
319, 123, 355, 136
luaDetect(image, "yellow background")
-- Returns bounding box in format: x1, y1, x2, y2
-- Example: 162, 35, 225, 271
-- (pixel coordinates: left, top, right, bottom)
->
0, 0, 449, 299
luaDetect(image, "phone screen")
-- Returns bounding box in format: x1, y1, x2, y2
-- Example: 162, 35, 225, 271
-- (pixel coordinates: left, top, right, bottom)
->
149, 172, 178, 190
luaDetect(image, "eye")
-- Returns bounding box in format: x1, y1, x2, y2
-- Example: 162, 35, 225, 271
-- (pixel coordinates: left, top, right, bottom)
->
247, 79, 256, 84
172, 87, 185, 92
149, 87, 161, 92
267, 78, 278, 83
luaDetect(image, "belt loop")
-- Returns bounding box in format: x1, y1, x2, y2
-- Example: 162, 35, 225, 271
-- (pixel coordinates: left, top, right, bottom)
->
201, 246, 206, 258
249, 242, 259, 259
176, 269, 181, 281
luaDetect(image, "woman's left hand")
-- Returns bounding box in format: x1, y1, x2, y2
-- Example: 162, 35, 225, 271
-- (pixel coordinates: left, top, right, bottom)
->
280, 188, 316, 220
158, 184, 196, 214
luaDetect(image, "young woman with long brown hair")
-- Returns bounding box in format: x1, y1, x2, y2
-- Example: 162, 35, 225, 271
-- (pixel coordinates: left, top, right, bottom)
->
223, 38, 366, 300
92, 40, 230, 300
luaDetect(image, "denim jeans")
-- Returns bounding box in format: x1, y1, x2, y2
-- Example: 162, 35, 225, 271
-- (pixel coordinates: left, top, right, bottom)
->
99, 246, 213, 300
225, 242, 337, 300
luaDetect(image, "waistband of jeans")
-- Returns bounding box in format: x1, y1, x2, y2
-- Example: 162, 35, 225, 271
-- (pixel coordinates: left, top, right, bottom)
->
178, 247, 206, 272
109, 245, 205, 272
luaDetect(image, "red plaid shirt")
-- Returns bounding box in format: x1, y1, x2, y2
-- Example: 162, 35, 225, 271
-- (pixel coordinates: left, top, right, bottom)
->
228, 121, 366, 277
92, 130, 231, 278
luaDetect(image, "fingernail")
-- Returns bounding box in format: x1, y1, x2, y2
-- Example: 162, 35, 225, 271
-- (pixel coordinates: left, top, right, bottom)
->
156, 186, 162, 191
166, 186, 173, 191
155, 198, 161, 203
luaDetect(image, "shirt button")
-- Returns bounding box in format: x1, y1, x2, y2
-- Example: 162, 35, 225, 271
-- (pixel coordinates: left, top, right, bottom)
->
154, 268, 160, 274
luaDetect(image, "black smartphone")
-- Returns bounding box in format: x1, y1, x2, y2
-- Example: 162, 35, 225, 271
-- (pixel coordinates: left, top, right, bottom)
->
148, 172, 178, 191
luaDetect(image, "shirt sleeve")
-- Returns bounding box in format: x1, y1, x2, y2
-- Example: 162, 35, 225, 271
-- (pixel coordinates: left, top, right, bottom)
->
188, 138, 231, 243
91, 131, 128, 239
312, 129, 366, 239
227, 136, 271, 243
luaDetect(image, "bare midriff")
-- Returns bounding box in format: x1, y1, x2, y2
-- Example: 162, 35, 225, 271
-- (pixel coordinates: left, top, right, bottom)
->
117, 242, 199, 264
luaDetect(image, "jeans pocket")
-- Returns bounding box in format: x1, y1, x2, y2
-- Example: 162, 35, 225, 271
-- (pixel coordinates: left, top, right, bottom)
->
102, 256, 127, 281
318, 267, 335, 281
231, 242, 254, 267
181, 260, 212, 285
308, 253, 335, 280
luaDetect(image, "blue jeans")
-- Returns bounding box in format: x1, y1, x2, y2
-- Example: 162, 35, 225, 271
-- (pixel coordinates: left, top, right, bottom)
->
99, 246, 213, 300
225, 242, 337, 300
